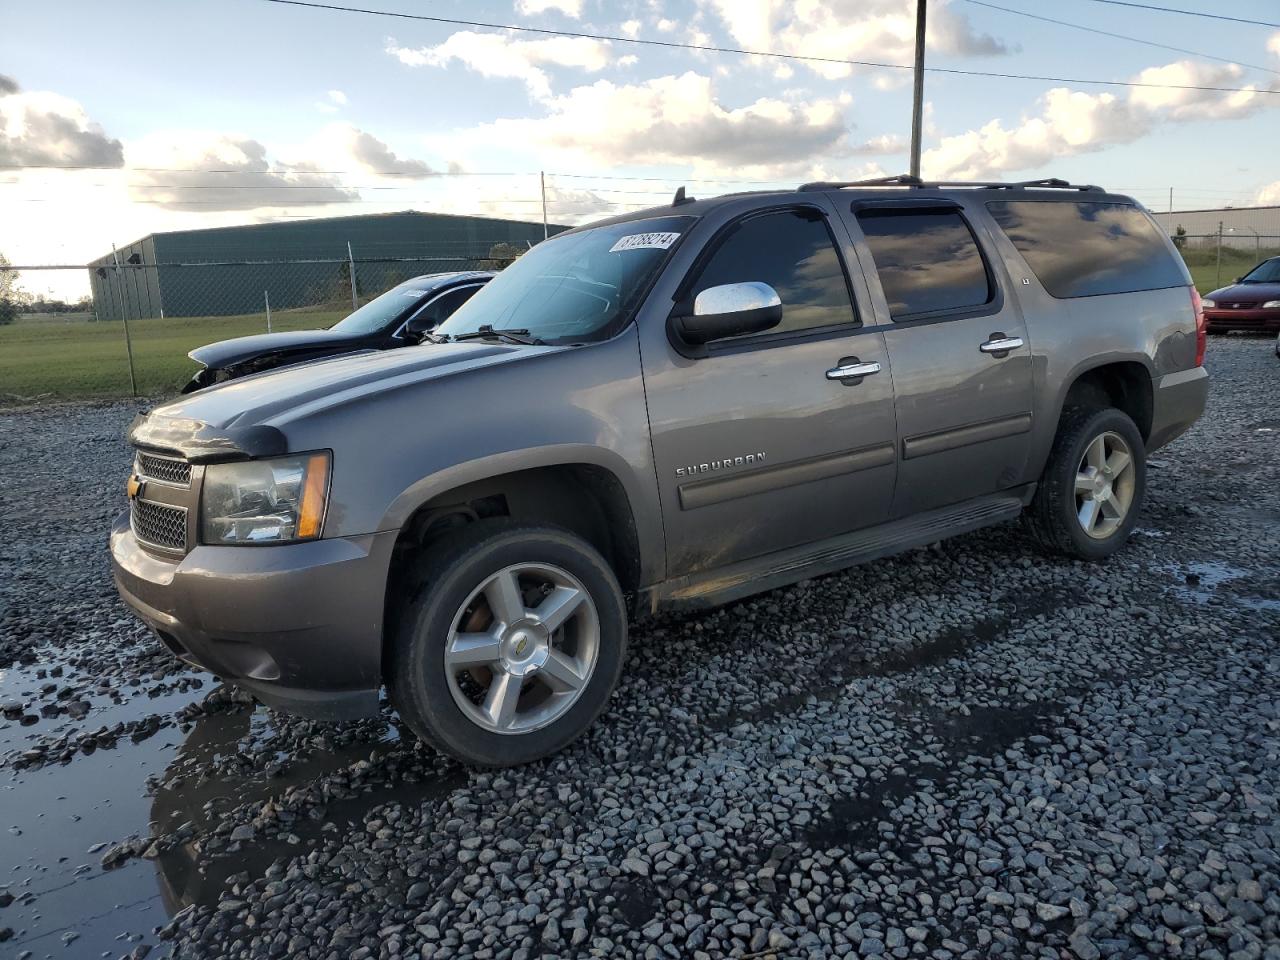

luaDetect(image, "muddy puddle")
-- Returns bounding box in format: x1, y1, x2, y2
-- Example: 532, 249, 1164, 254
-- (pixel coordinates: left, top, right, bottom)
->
1165, 560, 1280, 612
0, 668, 457, 959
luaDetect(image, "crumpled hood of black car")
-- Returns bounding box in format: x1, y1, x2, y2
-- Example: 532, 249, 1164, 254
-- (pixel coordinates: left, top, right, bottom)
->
188, 330, 359, 369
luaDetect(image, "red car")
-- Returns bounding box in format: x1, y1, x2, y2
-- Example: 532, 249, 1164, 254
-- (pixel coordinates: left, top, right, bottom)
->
1201, 256, 1280, 333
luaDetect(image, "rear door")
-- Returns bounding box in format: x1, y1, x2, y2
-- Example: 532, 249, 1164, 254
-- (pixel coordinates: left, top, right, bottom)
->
843, 198, 1035, 517
638, 200, 898, 577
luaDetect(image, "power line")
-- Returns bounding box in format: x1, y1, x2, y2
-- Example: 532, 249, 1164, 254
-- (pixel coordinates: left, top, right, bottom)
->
964, 0, 1280, 76
259, 0, 1280, 96
1073, 0, 1280, 29
0, 165, 795, 185
0, 164, 527, 176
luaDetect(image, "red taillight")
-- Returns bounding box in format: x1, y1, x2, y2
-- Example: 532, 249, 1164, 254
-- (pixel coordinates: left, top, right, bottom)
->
1190, 286, 1206, 366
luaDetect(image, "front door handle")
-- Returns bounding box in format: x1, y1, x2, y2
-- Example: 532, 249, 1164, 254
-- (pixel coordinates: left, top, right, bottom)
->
979, 335, 1025, 355
826, 360, 882, 381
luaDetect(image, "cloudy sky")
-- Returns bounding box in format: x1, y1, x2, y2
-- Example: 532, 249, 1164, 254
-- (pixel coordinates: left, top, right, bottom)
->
4, 0, 1280, 296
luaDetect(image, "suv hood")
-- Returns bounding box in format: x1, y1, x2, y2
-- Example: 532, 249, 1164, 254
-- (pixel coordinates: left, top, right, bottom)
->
134, 342, 562, 459
188, 329, 355, 368
1206, 281, 1280, 303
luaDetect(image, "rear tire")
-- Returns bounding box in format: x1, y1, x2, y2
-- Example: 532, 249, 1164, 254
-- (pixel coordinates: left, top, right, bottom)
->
389, 520, 626, 767
1026, 407, 1146, 561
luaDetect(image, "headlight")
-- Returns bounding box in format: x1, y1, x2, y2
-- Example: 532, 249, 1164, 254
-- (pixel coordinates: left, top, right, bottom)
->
1263, 300, 1280, 309
201, 452, 330, 544
1200, 299, 1216, 308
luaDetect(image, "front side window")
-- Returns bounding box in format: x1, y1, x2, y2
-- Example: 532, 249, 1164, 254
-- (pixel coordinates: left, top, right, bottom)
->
857, 208, 992, 319
435, 216, 692, 345
986, 200, 1188, 298
329, 277, 442, 335
689, 208, 856, 338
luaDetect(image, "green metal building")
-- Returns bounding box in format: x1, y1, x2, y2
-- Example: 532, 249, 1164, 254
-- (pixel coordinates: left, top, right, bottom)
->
88, 211, 566, 321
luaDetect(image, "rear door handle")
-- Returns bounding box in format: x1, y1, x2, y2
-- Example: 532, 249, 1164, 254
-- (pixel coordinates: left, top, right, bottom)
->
979, 336, 1024, 355
826, 360, 882, 381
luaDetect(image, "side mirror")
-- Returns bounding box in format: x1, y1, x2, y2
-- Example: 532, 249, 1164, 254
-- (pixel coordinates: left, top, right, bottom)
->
404, 310, 438, 338
672, 282, 783, 345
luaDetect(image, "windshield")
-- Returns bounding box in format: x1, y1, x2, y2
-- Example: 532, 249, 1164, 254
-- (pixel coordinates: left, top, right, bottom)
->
329, 277, 437, 335
1239, 258, 1280, 284
435, 216, 692, 344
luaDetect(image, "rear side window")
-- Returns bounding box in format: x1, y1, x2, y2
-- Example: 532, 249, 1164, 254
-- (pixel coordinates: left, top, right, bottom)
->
690, 208, 856, 337
986, 200, 1187, 298
856, 209, 992, 319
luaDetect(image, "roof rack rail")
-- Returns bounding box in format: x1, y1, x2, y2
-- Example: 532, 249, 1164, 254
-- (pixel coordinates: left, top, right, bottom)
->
797, 174, 1102, 192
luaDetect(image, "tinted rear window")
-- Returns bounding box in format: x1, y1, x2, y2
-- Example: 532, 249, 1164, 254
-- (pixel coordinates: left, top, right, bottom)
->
986, 200, 1187, 299
856, 209, 992, 318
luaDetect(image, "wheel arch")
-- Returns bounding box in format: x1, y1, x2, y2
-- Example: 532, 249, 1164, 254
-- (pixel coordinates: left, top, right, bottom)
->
1054, 355, 1155, 441
382, 453, 648, 673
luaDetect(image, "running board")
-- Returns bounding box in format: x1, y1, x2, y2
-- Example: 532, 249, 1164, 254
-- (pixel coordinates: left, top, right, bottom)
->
642, 489, 1030, 614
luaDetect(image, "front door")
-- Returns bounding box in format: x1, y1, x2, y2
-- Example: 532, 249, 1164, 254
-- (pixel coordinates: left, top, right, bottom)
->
639, 202, 898, 578
845, 200, 1035, 517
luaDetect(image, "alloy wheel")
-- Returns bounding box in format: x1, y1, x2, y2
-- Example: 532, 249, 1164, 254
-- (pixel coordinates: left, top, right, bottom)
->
1073, 430, 1135, 540
444, 563, 600, 735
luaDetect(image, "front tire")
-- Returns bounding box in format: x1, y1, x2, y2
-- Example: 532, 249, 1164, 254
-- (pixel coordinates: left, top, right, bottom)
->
389, 521, 626, 767
1026, 407, 1146, 561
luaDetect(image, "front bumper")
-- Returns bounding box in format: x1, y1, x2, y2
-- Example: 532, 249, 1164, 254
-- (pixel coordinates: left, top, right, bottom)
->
1203, 309, 1280, 332
1147, 366, 1209, 452
110, 512, 397, 720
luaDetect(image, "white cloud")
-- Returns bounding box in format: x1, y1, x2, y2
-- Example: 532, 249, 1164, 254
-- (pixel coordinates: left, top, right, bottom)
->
700, 0, 1011, 79
1256, 181, 1280, 204
656, 18, 677, 32
437, 179, 617, 225
387, 32, 611, 100
455, 71, 856, 179
924, 61, 1279, 180
1268, 31, 1280, 57
0, 84, 123, 167
313, 124, 437, 176
620, 19, 641, 37
516, 0, 582, 16
125, 133, 356, 210
852, 133, 906, 155
328, 89, 348, 105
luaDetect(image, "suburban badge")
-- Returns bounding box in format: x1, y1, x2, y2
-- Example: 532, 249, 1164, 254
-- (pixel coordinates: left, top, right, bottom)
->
676, 452, 766, 478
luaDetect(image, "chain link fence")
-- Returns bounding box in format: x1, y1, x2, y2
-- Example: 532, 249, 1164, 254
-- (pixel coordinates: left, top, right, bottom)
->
1174, 233, 1280, 294
1, 250, 517, 402
4, 225, 1280, 403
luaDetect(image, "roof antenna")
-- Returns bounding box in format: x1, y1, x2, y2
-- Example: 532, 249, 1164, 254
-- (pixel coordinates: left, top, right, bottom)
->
673, 185, 694, 206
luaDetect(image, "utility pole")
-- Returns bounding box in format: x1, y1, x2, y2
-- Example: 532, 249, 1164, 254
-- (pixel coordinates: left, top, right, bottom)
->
347, 241, 359, 311
111, 244, 138, 398
1215, 221, 1224, 288
908, 0, 927, 179
540, 171, 549, 241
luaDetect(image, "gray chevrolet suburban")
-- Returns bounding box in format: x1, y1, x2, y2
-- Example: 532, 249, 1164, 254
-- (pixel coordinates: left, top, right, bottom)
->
111, 175, 1209, 767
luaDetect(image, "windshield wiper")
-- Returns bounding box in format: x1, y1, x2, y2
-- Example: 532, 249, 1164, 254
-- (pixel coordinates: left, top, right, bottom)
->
450, 325, 545, 345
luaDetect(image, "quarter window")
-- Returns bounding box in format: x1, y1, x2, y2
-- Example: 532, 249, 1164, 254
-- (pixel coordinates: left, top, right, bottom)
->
690, 209, 856, 338
986, 200, 1187, 298
856, 208, 992, 319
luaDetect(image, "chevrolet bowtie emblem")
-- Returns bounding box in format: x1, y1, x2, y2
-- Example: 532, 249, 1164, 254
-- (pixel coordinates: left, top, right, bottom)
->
127, 474, 145, 500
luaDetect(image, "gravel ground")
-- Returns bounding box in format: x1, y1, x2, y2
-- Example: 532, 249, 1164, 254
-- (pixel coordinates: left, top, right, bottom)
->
0, 337, 1277, 960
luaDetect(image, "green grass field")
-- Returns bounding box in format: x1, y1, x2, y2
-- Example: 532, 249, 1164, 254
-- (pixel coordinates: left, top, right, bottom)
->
0, 307, 347, 402
3, 246, 1278, 403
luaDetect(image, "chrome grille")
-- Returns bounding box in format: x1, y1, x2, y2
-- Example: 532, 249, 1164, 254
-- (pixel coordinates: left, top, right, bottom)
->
137, 452, 191, 486
131, 499, 187, 551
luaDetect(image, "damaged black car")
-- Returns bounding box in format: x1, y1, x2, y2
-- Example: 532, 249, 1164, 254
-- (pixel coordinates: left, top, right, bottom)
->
182, 271, 493, 392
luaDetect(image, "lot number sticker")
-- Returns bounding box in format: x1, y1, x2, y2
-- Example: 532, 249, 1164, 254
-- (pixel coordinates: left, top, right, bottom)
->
609, 232, 681, 253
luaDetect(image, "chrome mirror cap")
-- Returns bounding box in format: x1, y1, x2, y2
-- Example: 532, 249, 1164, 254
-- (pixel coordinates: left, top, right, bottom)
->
693, 281, 781, 317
